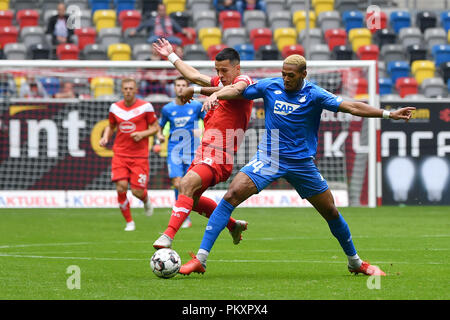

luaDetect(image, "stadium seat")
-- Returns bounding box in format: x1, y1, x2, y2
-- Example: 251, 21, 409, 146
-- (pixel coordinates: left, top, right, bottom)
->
292, 10, 316, 33
170, 11, 190, 29
250, 28, 272, 51
399, 27, 422, 49
82, 43, 108, 60
381, 44, 406, 63
243, 10, 266, 33
91, 0, 110, 13
416, 11, 437, 33
91, 77, 114, 98
176, 27, 196, 46
378, 77, 393, 95
98, 27, 122, 47
351, 77, 368, 95
342, 10, 364, 33
114, 0, 136, 14
407, 44, 428, 65
198, 27, 222, 51
365, 10, 387, 34
357, 44, 379, 60
420, 77, 447, 98
29, 43, 51, 59
309, 43, 330, 60
118, 10, 141, 32
440, 11, 450, 33
256, 44, 280, 60
20, 26, 45, 49
56, 43, 79, 60
268, 11, 292, 31
4, 42, 26, 59
440, 61, 450, 84
389, 11, 410, 34
332, 44, 353, 60
387, 61, 410, 83
0, 0, 8, 10
187, 0, 210, 12
207, 44, 228, 60
193, 10, 217, 31
324, 28, 347, 50
0, 25, 17, 49
432, 44, 450, 66
298, 28, 323, 47
93, 10, 117, 32
133, 43, 151, 60
318, 11, 341, 32
234, 43, 255, 60
219, 10, 241, 30
16, 9, 39, 28
395, 77, 418, 98
281, 44, 304, 58
40, 77, 60, 96
286, 0, 307, 14
122, 28, 147, 47
411, 60, 435, 85
43, 10, 57, 26
183, 44, 208, 60
372, 28, 396, 49
335, 0, 358, 14
223, 27, 247, 47
163, 0, 186, 15
312, 0, 334, 17
273, 28, 297, 52
348, 28, 371, 52
265, 0, 285, 13
74, 27, 96, 50
79, 10, 93, 28
424, 28, 447, 49
66, 0, 89, 10
0, 9, 13, 26
107, 43, 131, 60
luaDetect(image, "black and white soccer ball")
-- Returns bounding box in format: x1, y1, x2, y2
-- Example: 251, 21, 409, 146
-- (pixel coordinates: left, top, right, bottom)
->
150, 248, 181, 278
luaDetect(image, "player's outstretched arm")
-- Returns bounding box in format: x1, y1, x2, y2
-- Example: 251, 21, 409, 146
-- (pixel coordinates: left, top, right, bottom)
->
202, 82, 248, 112
338, 101, 415, 121
152, 38, 211, 87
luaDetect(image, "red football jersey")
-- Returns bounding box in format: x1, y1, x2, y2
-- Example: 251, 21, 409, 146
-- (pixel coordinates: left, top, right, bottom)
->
109, 99, 157, 158
203, 74, 254, 154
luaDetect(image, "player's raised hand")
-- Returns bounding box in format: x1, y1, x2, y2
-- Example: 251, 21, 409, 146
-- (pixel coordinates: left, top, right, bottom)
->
202, 93, 218, 112
180, 87, 194, 104
390, 107, 416, 122
152, 38, 173, 58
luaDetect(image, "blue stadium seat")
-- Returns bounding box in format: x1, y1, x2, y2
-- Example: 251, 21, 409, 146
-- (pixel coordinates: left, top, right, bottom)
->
40, 77, 60, 96
90, 0, 110, 13
387, 61, 410, 83
432, 44, 450, 67
342, 10, 364, 33
440, 11, 450, 32
233, 43, 255, 60
389, 11, 411, 34
379, 77, 393, 95
114, 0, 136, 14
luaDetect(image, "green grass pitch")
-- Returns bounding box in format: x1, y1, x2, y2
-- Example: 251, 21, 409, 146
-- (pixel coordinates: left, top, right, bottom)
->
0, 206, 448, 300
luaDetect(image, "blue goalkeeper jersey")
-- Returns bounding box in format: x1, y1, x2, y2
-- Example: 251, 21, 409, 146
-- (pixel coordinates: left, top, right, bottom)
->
159, 100, 205, 162
242, 77, 343, 160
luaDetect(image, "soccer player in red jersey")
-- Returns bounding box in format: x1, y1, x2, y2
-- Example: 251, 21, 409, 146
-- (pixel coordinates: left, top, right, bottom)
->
152, 38, 254, 249
99, 78, 160, 231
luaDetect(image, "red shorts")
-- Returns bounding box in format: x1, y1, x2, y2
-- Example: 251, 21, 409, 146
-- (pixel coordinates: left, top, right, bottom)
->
111, 155, 149, 189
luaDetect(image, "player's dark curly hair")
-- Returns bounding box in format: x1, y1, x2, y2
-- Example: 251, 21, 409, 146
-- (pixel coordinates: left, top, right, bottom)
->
215, 48, 240, 66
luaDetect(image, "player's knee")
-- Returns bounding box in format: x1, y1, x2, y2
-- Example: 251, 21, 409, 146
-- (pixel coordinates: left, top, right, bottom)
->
322, 206, 340, 220
223, 185, 246, 205
131, 189, 143, 199
178, 176, 199, 197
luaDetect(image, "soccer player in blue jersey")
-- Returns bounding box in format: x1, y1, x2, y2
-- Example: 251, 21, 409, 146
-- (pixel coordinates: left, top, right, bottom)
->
179, 55, 415, 276
157, 77, 205, 228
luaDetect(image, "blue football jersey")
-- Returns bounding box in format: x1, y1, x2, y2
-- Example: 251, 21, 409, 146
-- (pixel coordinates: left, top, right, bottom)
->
159, 100, 205, 162
243, 78, 343, 160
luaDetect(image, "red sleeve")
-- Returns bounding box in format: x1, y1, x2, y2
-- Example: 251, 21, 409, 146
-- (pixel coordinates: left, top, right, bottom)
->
147, 111, 157, 125
210, 76, 219, 87
233, 74, 254, 86
108, 112, 116, 126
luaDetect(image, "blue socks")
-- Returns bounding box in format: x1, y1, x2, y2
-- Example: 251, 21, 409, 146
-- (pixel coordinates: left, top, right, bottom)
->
327, 214, 357, 256
200, 199, 235, 252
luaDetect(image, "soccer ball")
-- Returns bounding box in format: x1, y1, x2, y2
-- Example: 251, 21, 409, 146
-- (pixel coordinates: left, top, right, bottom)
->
150, 248, 181, 278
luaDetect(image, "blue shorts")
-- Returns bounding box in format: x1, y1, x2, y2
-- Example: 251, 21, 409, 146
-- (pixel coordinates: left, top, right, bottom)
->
167, 156, 192, 179
240, 151, 329, 199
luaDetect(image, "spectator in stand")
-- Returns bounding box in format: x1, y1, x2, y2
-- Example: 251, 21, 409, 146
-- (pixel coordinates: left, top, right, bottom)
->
215, 0, 238, 12
236, 0, 266, 16
54, 81, 76, 98
129, 3, 191, 45
19, 77, 49, 98
46, 3, 74, 46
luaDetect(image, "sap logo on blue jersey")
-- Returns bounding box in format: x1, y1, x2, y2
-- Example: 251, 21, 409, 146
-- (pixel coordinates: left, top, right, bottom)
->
174, 116, 191, 127
274, 100, 301, 115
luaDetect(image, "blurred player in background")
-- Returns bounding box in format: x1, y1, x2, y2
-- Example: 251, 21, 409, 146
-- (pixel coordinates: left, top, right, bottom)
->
151, 38, 253, 249
156, 76, 205, 229
99, 78, 160, 231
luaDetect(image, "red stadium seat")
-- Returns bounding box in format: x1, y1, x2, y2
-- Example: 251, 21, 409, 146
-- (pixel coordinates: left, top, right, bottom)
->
57, 43, 80, 60
118, 10, 141, 32
0, 10, 13, 27
207, 44, 228, 60
395, 77, 418, 97
351, 77, 368, 94
357, 44, 379, 60
365, 10, 387, 34
281, 44, 304, 58
16, 9, 39, 28
74, 27, 96, 50
324, 28, 347, 51
219, 10, 241, 30
0, 25, 18, 49
176, 27, 196, 46
250, 28, 272, 51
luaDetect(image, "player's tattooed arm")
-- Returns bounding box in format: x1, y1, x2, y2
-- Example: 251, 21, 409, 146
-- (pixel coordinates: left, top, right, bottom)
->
339, 101, 415, 121
202, 81, 248, 112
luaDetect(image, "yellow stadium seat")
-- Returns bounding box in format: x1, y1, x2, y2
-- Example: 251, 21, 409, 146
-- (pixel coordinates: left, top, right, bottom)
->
0, 0, 9, 10
312, 0, 334, 17
274, 28, 297, 52
349, 28, 372, 52
293, 11, 316, 33
411, 60, 435, 85
91, 77, 114, 98
107, 43, 131, 61
93, 10, 116, 32
163, 0, 186, 15
198, 27, 222, 51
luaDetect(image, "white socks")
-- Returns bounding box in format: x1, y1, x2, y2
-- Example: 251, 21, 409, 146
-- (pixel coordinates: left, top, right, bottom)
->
347, 254, 362, 269
197, 249, 209, 266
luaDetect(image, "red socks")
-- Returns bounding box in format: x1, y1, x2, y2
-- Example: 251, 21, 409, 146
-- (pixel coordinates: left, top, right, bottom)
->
164, 194, 194, 239
193, 196, 237, 232
117, 191, 132, 223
